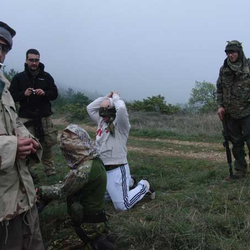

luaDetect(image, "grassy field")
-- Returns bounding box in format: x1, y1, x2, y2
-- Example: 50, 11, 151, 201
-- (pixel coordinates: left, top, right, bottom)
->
37, 112, 250, 250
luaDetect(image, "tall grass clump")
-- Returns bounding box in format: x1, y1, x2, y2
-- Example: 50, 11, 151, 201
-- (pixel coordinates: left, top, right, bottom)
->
129, 111, 222, 142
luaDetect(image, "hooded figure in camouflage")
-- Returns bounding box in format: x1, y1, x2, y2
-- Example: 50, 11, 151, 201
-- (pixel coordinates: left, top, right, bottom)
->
38, 124, 115, 250
217, 40, 250, 179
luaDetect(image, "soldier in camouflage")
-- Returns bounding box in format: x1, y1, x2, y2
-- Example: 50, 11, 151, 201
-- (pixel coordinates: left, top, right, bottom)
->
0, 21, 44, 250
217, 40, 250, 179
38, 124, 115, 250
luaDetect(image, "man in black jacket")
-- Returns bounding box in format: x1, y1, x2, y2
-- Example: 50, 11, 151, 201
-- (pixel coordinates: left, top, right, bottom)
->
10, 49, 58, 177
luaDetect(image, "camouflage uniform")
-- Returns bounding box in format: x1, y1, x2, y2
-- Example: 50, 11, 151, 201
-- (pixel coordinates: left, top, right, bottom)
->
0, 72, 44, 249
39, 124, 115, 250
19, 116, 58, 177
217, 40, 250, 176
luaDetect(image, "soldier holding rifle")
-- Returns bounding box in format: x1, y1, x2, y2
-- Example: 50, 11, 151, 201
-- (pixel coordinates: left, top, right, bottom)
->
217, 40, 250, 180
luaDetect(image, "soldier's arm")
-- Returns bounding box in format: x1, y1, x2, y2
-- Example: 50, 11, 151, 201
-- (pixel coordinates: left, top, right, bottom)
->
216, 67, 224, 108
0, 135, 18, 170
39, 166, 90, 200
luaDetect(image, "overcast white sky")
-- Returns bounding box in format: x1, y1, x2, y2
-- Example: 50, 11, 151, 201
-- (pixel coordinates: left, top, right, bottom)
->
2, 0, 250, 104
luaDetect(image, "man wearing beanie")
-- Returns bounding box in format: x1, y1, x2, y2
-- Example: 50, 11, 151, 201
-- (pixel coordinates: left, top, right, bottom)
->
10, 48, 58, 178
0, 21, 45, 250
217, 40, 250, 180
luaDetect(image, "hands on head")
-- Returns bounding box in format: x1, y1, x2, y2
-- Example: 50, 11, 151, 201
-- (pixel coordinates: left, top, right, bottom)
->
16, 137, 39, 159
107, 91, 119, 98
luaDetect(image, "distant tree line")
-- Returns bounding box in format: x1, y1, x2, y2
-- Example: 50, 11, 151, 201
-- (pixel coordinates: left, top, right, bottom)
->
4, 68, 217, 119
127, 95, 180, 114
53, 88, 91, 120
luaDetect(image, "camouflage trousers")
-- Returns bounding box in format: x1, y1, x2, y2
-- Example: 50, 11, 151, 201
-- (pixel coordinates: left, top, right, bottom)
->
46, 221, 115, 250
20, 116, 57, 176
227, 114, 250, 174
0, 206, 44, 250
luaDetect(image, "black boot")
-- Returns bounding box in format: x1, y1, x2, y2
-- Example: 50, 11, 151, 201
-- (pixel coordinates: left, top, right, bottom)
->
92, 235, 116, 250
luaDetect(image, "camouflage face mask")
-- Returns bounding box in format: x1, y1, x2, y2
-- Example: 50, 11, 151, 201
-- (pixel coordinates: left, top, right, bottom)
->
60, 124, 99, 169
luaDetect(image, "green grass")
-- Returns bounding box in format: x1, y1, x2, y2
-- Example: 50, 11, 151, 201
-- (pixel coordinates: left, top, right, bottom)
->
111, 152, 250, 250
130, 128, 223, 143
36, 118, 250, 250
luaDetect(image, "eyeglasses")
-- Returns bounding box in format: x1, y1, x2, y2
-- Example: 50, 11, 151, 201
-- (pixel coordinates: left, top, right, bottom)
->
27, 58, 39, 63
0, 43, 10, 54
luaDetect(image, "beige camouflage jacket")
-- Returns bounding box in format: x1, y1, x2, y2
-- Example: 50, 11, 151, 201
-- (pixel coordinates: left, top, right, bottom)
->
0, 72, 42, 222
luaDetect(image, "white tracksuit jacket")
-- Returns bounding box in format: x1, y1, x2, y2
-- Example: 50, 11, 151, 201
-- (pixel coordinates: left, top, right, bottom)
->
87, 94, 131, 165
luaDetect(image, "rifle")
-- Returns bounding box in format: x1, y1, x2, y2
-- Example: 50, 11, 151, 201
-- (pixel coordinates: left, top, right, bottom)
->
222, 114, 233, 177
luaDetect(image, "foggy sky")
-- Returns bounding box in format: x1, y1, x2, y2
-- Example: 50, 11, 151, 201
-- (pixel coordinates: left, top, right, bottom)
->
2, 0, 250, 104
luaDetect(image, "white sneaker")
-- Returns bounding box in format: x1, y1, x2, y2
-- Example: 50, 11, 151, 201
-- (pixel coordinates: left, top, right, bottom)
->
140, 180, 156, 200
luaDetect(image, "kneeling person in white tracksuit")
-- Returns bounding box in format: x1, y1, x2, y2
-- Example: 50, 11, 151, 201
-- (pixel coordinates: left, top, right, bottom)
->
87, 91, 155, 211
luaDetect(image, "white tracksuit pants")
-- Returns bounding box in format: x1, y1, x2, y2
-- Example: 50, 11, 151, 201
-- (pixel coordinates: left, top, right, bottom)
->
105, 164, 149, 211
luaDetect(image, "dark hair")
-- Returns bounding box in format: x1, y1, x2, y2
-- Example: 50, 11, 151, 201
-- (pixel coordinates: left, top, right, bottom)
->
26, 49, 40, 58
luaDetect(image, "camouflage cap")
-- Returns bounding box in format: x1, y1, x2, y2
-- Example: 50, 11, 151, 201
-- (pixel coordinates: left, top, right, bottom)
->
225, 40, 243, 53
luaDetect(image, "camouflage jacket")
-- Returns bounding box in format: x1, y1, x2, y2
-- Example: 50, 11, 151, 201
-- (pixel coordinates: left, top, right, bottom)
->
216, 59, 250, 119
0, 72, 42, 222
39, 160, 93, 200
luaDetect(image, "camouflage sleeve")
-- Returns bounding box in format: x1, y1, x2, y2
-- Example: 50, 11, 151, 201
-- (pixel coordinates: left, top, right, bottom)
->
39, 164, 91, 200
61, 166, 90, 197
216, 67, 224, 108
39, 183, 63, 200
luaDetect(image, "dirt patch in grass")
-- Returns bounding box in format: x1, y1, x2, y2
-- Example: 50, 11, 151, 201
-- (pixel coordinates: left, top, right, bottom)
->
130, 137, 222, 149
128, 145, 225, 163
54, 119, 226, 163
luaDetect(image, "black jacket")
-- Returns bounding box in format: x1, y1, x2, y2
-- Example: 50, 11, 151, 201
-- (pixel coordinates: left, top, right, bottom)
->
10, 63, 58, 118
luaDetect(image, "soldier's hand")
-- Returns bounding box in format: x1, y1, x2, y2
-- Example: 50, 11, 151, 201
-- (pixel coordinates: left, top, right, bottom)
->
24, 88, 34, 96
35, 188, 40, 201
17, 138, 38, 159
218, 107, 225, 121
35, 89, 45, 96
31, 139, 39, 153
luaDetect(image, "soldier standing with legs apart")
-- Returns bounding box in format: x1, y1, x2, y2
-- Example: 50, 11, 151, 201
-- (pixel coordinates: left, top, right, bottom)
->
217, 40, 250, 180
0, 21, 45, 250
87, 91, 155, 211
10, 49, 58, 177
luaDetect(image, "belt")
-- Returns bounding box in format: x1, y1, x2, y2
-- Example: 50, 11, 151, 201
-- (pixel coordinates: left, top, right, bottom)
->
105, 164, 126, 171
